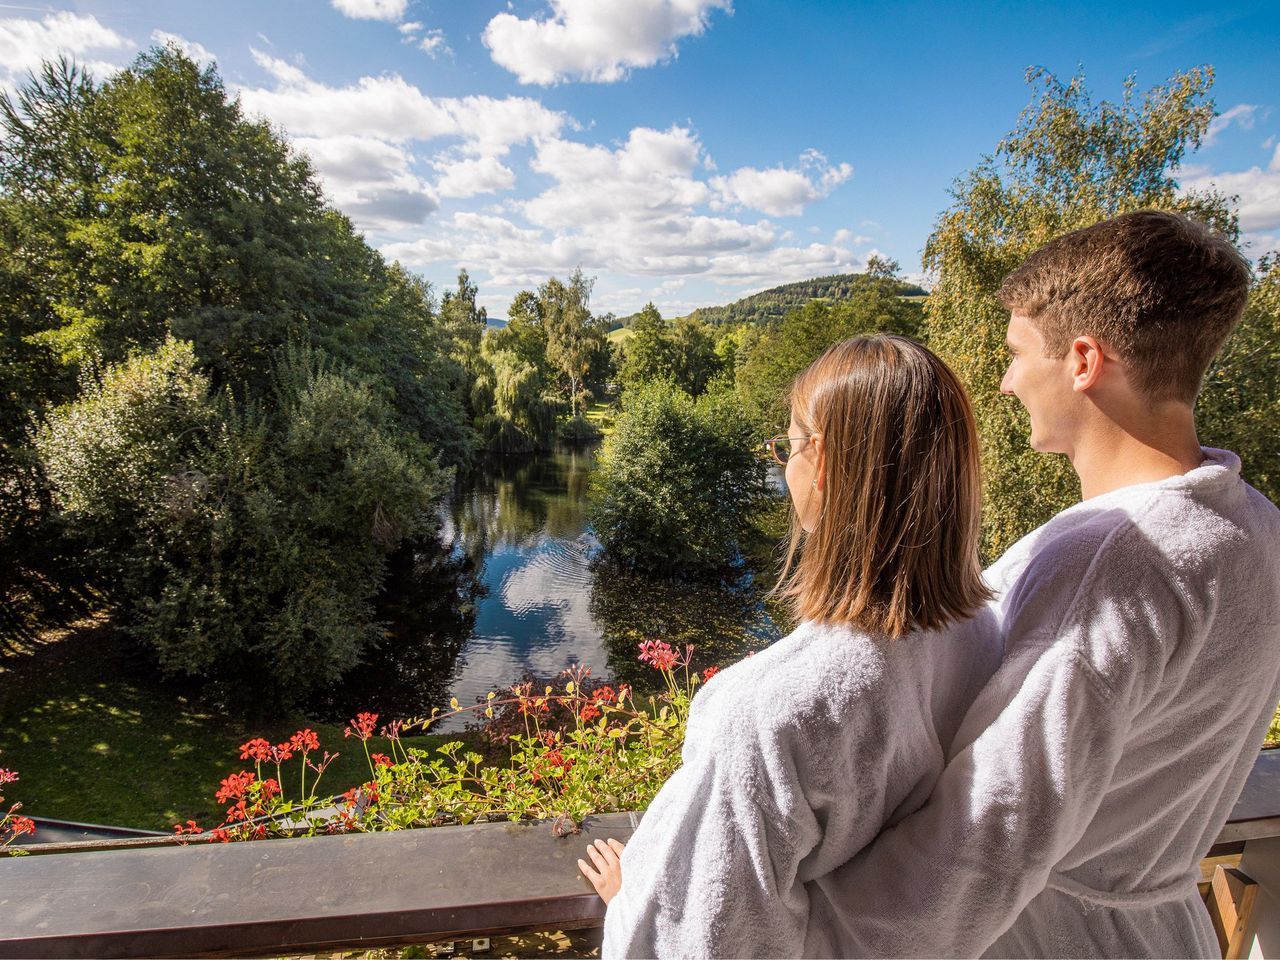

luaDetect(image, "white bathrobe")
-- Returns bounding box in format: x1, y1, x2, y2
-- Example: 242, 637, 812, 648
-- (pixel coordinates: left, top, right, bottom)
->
802, 448, 1280, 958
602, 607, 1003, 958
604, 448, 1280, 959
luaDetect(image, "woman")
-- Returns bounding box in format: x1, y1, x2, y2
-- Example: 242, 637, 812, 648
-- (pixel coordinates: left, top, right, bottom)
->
578, 334, 1003, 958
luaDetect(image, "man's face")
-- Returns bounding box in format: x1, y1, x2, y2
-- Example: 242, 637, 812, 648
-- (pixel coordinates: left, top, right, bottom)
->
1000, 311, 1080, 454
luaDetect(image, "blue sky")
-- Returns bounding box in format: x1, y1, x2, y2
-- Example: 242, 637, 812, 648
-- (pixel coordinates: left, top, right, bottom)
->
1, 0, 1276, 318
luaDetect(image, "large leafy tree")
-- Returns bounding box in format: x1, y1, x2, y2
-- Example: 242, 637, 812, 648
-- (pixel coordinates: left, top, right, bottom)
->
921, 66, 1267, 559
0, 46, 468, 679
543, 269, 607, 417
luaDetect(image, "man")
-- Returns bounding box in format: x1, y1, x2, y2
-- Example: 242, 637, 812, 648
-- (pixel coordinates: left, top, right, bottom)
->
806, 209, 1280, 957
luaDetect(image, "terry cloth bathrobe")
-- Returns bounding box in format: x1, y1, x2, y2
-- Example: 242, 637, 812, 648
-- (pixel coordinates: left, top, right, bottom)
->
601, 609, 1003, 958
799, 448, 1280, 958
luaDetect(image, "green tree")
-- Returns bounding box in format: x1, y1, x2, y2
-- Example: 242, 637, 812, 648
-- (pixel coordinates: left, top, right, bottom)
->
619, 303, 676, 388
735, 287, 922, 437
589, 381, 770, 577
921, 66, 1243, 558
2, 46, 469, 669
543, 269, 606, 417
1198, 254, 1280, 503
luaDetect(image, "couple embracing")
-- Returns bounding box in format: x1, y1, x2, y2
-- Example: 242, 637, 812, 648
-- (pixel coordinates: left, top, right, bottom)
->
578, 210, 1280, 958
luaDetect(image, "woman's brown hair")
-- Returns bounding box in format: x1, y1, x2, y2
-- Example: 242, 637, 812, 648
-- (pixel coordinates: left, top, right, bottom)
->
773, 334, 989, 638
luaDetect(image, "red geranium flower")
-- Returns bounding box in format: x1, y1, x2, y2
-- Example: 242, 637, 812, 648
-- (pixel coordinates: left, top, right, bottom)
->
371, 753, 393, 768
288, 729, 320, 753
344, 712, 378, 740
215, 770, 256, 804
703, 666, 720, 682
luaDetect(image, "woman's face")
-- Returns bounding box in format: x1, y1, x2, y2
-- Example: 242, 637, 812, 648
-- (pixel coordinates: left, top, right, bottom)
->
783, 413, 823, 533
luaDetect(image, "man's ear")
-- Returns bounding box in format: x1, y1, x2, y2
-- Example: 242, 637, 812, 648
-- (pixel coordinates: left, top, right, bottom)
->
1070, 335, 1106, 393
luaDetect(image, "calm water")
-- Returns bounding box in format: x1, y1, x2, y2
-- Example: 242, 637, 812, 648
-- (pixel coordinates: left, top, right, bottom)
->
308, 443, 788, 730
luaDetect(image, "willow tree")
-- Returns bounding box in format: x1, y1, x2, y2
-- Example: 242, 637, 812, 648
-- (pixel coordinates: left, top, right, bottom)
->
922, 66, 1250, 559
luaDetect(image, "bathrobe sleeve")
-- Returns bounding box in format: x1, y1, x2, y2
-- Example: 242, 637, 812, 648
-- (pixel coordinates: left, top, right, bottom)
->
602, 689, 822, 959
806, 525, 1193, 958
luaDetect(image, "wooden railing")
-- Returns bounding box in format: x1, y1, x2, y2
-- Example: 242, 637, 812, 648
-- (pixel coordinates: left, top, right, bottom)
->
3, 752, 1279, 959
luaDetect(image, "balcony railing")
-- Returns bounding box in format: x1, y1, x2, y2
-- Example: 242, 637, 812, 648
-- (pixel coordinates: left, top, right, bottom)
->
3, 752, 1279, 959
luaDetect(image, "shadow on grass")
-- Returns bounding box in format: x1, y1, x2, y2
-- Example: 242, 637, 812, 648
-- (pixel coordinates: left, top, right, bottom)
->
0, 618, 467, 831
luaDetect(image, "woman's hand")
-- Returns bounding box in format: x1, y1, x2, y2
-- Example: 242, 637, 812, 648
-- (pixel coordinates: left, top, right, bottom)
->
578, 837, 626, 904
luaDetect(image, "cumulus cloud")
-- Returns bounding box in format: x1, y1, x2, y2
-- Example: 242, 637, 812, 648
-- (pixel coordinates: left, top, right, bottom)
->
241, 54, 568, 152
417, 29, 451, 57
0, 11, 130, 91
712, 150, 853, 216
433, 156, 516, 198
331, 0, 409, 22
483, 0, 731, 85
151, 30, 215, 67
383, 124, 867, 291
1179, 145, 1280, 235
237, 56, 570, 234
1204, 104, 1260, 146
294, 135, 438, 229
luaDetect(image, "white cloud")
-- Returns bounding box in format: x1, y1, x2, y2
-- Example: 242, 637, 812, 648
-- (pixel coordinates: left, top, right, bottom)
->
0, 11, 130, 91
711, 150, 852, 216
483, 0, 731, 85
331, 0, 409, 22
434, 156, 516, 198
294, 135, 438, 229
383, 123, 869, 292
418, 29, 451, 57
1179, 146, 1280, 234
1204, 104, 1259, 147
398, 21, 423, 35
237, 55, 574, 235
240, 56, 568, 152
151, 30, 215, 68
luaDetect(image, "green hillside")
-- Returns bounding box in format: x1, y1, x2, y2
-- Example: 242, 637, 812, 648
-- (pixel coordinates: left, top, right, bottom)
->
615, 273, 927, 329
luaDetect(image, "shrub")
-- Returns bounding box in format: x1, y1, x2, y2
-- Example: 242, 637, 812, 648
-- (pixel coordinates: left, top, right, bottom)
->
558, 414, 602, 445
589, 381, 770, 577
38, 341, 450, 696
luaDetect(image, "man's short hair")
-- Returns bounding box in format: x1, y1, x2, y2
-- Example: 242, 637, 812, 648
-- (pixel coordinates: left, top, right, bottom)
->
996, 210, 1252, 402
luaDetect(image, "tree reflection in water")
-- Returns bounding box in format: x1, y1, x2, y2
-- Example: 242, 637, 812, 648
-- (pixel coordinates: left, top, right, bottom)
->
304, 524, 481, 722
590, 569, 788, 693
309, 444, 790, 724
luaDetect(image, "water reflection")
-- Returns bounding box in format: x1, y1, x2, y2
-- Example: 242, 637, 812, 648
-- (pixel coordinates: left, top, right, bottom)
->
318, 444, 788, 730
304, 526, 480, 722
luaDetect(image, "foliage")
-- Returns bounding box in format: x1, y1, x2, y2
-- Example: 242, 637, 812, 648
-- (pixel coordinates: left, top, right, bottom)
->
557, 414, 603, 445
589, 381, 771, 577
178, 645, 718, 841
543, 269, 610, 417
473, 289, 563, 453
734, 286, 923, 437
671, 271, 926, 327
920, 66, 1257, 559
38, 340, 449, 696
1198, 254, 1280, 504
618, 303, 723, 398
1, 46, 468, 656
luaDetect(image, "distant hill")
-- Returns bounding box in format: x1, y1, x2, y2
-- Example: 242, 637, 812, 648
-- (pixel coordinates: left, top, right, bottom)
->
615, 273, 927, 329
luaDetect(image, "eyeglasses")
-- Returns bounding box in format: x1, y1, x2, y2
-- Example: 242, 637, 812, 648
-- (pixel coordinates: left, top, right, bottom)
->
762, 435, 811, 465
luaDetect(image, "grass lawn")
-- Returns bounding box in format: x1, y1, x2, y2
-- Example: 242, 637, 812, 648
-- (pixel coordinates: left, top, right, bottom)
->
0, 617, 471, 831
583, 400, 618, 436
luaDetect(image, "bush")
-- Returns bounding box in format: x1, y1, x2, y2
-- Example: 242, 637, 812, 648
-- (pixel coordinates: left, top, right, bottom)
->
558, 414, 602, 445
38, 341, 450, 697
589, 381, 770, 577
